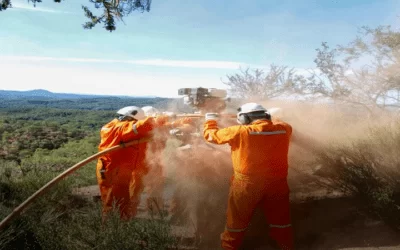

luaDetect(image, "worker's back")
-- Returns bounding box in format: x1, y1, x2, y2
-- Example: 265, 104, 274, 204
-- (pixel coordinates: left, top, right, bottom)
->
98, 118, 148, 170
202, 104, 294, 250
230, 118, 292, 178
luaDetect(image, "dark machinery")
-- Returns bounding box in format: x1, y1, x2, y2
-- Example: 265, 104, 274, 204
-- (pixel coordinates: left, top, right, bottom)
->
178, 87, 230, 113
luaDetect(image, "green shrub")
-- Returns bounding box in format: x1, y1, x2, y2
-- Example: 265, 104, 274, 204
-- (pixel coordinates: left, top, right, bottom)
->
0, 164, 178, 250
312, 121, 400, 229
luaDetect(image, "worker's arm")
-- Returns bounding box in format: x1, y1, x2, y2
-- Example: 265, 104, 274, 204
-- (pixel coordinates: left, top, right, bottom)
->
291, 128, 320, 152
275, 120, 293, 138
161, 117, 193, 130
120, 117, 155, 141
203, 119, 240, 145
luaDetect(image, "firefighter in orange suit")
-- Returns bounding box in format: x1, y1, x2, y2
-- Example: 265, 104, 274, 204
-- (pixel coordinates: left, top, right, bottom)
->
96, 106, 169, 221
203, 103, 294, 250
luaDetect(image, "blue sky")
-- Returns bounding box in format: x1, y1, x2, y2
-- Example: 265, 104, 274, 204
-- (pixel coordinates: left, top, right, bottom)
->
0, 0, 399, 97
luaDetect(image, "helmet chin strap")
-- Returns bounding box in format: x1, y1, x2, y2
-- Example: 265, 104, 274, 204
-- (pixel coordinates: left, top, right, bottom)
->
236, 113, 250, 125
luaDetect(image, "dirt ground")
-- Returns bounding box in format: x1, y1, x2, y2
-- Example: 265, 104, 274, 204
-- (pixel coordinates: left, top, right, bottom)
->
73, 182, 400, 250
244, 197, 400, 250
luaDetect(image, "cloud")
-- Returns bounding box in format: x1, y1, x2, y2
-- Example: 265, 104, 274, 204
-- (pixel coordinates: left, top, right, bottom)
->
9, 1, 73, 14
0, 61, 228, 98
131, 59, 244, 69
0, 56, 256, 70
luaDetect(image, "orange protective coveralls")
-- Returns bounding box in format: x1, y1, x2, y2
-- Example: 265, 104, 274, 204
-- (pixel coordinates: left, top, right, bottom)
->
203, 118, 293, 250
96, 116, 164, 220
144, 118, 193, 214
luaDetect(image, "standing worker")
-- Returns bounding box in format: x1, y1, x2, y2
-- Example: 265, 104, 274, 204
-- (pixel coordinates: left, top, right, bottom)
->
203, 103, 293, 250
96, 106, 169, 221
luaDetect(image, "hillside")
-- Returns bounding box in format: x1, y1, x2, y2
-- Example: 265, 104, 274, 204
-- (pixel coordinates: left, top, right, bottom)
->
0, 89, 157, 99
0, 89, 174, 111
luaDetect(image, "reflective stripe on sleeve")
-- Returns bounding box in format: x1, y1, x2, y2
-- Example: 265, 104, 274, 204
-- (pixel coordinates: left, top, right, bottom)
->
133, 124, 138, 135
225, 226, 247, 233
269, 224, 292, 228
249, 130, 286, 135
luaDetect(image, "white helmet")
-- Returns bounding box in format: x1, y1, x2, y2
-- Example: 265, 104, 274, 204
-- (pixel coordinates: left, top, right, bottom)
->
237, 103, 267, 115
237, 103, 267, 125
116, 106, 145, 120
142, 106, 160, 117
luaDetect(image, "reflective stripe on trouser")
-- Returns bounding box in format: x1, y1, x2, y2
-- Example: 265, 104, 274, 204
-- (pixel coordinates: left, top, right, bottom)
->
96, 161, 144, 221
221, 177, 293, 250
225, 226, 247, 233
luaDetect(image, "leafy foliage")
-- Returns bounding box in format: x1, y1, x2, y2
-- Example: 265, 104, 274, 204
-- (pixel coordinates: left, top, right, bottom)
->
312, 121, 400, 229
299, 26, 400, 112
81, 0, 151, 32
225, 26, 400, 114
0, 96, 172, 110
0, 111, 94, 163
0, 96, 170, 163
0, 0, 11, 11
0, 160, 177, 250
223, 65, 306, 100
1, 0, 151, 31
0, 95, 178, 249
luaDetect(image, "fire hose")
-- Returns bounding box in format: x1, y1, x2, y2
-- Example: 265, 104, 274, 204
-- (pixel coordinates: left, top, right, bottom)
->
0, 137, 151, 231
0, 113, 237, 231
176, 113, 236, 118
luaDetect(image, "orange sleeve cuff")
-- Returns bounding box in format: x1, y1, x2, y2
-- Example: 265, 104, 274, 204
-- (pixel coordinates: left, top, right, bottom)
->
204, 120, 218, 130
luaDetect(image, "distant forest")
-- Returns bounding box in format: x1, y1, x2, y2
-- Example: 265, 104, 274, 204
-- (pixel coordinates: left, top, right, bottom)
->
0, 90, 186, 249
0, 96, 173, 110
0, 92, 176, 164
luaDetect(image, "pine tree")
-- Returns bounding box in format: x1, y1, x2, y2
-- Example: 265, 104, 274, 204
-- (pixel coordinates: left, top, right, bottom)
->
0, 0, 151, 32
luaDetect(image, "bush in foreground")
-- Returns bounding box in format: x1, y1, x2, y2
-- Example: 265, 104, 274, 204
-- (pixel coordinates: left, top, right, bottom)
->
313, 120, 400, 229
0, 158, 179, 250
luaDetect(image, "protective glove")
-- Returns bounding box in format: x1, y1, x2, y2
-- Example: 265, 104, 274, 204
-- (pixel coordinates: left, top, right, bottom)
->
180, 117, 193, 125
205, 113, 219, 121
169, 128, 181, 136
154, 115, 169, 126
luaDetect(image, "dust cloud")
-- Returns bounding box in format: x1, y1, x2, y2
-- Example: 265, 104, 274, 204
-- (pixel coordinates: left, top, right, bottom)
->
143, 97, 400, 248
